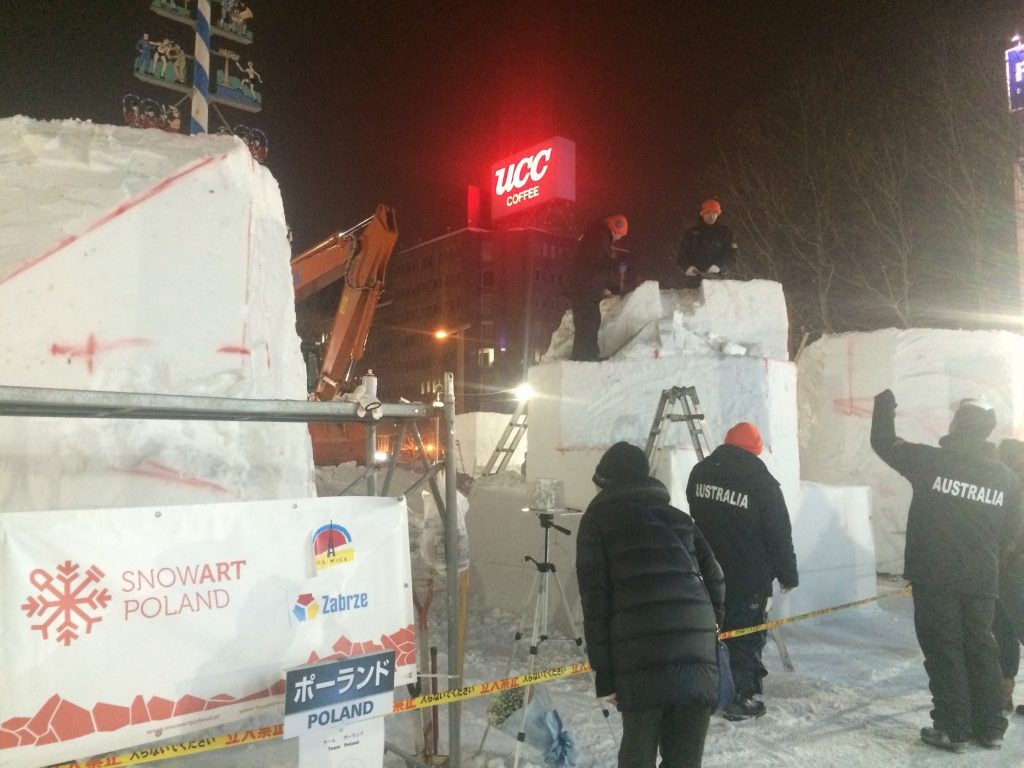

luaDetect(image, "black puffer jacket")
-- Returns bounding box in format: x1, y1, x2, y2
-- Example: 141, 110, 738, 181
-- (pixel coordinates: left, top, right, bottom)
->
576, 477, 725, 711
871, 392, 1024, 596
686, 444, 799, 599
677, 219, 737, 274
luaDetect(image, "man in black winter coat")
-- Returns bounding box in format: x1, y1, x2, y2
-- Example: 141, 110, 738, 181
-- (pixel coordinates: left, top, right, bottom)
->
569, 215, 627, 362
577, 441, 725, 768
686, 421, 798, 722
994, 439, 1024, 712
677, 199, 737, 289
871, 390, 1023, 752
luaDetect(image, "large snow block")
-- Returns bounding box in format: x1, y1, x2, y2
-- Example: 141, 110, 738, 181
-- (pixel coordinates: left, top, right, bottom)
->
543, 279, 789, 362
527, 354, 800, 510
772, 483, 877, 619
798, 329, 1024, 574
0, 117, 314, 511
466, 474, 585, 637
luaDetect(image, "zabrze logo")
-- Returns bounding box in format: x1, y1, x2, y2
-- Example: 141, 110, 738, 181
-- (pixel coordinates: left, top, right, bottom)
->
21, 560, 112, 646
293, 592, 321, 622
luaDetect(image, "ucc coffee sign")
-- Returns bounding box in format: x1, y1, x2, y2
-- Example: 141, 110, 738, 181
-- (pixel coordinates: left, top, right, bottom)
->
489, 136, 576, 220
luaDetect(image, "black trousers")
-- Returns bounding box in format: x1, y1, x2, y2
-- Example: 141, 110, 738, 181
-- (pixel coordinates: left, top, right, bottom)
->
912, 585, 1007, 741
570, 289, 601, 362
618, 703, 712, 768
723, 593, 768, 698
993, 600, 1021, 679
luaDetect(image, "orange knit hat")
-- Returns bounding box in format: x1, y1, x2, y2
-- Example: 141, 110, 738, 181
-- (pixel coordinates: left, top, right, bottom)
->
605, 215, 628, 236
724, 422, 763, 455
700, 199, 722, 216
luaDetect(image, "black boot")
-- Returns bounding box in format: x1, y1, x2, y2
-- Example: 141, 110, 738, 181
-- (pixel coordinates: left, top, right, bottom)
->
722, 696, 766, 721
920, 727, 967, 753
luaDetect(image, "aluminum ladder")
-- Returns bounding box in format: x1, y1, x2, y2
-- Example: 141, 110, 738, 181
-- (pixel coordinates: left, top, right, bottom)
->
482, 399, 527, 475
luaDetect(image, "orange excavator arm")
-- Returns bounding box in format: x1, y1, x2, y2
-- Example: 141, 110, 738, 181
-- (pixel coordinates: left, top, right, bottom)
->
290, 204, 398, 400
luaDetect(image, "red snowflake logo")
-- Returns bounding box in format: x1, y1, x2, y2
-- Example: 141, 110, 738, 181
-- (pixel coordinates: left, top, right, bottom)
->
21, 561, 112, 646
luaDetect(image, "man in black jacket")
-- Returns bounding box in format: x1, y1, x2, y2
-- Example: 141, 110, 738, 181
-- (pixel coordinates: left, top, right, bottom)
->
677, 199, 737, 288
871, 390, 1023, 752
577, 441, 725, 768
569, 215, 627, 362
686, 422, 798, 721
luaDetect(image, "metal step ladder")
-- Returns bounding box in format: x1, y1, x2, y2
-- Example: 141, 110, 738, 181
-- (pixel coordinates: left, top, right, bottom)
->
482, 399, 527, 475
644, 385, 712, 474
643, 384, 795, 672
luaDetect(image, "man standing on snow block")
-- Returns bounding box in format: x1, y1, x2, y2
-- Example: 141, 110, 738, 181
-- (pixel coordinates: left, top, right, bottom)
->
871, 391, 1023, 752
677, 198, 737, 289
577, 442, 725, 767
569, 215, 627, 362
686, 422, 798, 722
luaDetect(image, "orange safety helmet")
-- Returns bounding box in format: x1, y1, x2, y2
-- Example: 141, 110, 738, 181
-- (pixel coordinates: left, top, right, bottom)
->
605, 215, 628, 236
700, 199, 722, 216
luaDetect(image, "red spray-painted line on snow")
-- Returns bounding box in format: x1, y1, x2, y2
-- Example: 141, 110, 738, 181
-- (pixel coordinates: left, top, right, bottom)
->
50, 335, 152, 374
0, 154, 228, 287
112, 461, 230, 493
217, 345, 251, 356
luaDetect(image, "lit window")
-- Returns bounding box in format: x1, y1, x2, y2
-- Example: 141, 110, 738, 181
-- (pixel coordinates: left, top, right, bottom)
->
477, 348, 495, 368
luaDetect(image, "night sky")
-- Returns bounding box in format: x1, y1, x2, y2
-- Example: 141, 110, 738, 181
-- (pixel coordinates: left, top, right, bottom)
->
0, 0, 1020, 282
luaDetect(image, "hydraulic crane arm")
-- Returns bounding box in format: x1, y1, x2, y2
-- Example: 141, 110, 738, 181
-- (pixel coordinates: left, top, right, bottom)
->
290, 204, 398, 400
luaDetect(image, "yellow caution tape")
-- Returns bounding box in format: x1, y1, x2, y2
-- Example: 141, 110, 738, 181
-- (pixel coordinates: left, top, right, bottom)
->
53, 585, 911, 767
390, 662, 592, 714
53, 725, 283, 767
718, 586, 912, 640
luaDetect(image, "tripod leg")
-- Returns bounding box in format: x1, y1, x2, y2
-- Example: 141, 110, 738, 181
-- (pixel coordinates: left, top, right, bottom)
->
512, 567, 548, 768
552, 569, 619, 746
475, 569, 542, 759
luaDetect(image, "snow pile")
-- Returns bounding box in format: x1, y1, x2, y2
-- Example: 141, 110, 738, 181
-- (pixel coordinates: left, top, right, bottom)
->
798, 328, 1024, 573
0, 117, 315, 511
543, 279, 789, 362
454, 411, 526, 475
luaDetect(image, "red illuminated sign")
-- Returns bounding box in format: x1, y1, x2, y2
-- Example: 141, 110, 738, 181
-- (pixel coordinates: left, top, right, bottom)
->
489, 137, 576, 220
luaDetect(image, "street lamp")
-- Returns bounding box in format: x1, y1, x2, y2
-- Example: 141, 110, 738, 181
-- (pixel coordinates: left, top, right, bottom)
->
434, 323, 471, 413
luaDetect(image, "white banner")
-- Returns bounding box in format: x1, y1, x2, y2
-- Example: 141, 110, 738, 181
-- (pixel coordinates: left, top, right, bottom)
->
0, 496, 414, 768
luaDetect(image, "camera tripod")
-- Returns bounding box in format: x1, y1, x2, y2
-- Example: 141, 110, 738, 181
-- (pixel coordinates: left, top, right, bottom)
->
476, 511, 617, 767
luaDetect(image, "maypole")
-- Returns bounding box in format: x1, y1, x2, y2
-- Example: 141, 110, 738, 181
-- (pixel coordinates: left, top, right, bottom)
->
190, 0, 212, 134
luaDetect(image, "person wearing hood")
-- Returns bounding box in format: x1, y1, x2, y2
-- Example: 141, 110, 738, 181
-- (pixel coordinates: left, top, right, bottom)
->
576, 441, 725, 768
686, 422, 798, 722
870, 390, 1023, 752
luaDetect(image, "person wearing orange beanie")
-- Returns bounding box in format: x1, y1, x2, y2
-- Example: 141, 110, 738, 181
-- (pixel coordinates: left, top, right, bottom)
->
568, 214, 628, 362
686, 421, 798, 721
677, 198, 738, 289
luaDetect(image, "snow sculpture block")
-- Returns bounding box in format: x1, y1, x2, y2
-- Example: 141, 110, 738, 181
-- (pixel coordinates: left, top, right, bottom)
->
0, 117, 314, 511
773, 483, 877, 617
527, 354, 800, 511
543, 279, 789, 362
798, 329, 1024, 574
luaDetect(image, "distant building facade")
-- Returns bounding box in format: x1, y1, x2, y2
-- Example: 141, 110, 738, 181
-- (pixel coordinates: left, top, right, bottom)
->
361, 219, 576, 414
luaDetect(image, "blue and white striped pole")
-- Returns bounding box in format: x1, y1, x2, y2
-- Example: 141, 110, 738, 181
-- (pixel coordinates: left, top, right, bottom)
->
190, 0, 211, 134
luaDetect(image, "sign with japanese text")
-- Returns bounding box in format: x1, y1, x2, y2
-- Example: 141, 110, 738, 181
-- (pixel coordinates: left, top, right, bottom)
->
284, 650, 394, 738
1007, 43, 1024, 113
0, 496, 414, 768
489, 136, 576, 221
299, 718, 384, 768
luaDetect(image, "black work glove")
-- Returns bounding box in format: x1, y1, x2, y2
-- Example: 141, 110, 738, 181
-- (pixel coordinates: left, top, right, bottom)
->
875, 389, 897, 410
